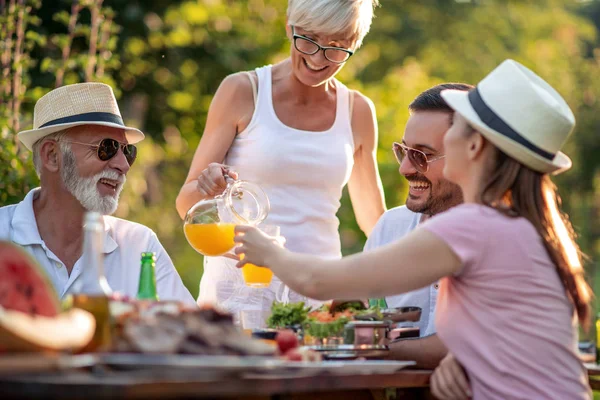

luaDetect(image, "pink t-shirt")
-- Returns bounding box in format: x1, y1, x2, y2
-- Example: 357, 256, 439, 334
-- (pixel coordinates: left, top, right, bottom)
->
422, 204, 590, 399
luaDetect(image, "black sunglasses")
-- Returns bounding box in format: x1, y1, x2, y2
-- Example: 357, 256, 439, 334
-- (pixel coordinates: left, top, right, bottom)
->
291, 26, 354, 64
64, 138, 137, 166
392, 142, 445, 174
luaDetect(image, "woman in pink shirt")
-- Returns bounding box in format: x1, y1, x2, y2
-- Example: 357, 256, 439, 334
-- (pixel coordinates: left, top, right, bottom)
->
234, 59, 592, 399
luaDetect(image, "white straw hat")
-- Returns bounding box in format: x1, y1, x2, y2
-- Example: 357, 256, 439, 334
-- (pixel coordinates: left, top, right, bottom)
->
17, 82, 144, 150
441, 59, 575, 174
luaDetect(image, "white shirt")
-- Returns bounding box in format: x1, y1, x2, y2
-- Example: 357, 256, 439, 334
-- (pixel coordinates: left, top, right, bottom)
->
0, 188, 195, 305
363, 205, 439, 337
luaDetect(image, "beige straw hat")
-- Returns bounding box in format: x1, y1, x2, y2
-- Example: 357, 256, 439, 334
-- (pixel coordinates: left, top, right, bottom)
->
17, 82, 144, 150
441, 59, 575, 174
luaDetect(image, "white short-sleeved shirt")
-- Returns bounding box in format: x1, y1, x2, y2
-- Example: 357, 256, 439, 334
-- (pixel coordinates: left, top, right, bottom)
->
0, 188, 195, 305
363, 205, 439, 337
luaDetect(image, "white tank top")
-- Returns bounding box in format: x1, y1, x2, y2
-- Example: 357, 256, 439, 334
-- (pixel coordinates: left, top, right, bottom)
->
198, 65, 355, 318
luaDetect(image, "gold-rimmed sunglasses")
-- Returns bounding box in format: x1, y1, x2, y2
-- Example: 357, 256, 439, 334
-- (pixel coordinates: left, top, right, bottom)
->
392, 142, 445, 173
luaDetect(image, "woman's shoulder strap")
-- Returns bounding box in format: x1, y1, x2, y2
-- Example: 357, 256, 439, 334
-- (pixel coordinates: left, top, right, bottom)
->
244, 71, 258, 106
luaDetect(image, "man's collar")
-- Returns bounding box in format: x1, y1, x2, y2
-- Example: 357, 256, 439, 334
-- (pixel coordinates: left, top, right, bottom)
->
10, 188, 44, 246
11, 187, 118, 254
100, 217, 118, 254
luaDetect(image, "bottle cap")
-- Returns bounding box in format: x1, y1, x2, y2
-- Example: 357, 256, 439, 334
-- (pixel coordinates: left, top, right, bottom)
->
141, 252, 156, 261
83, 212, 103, 230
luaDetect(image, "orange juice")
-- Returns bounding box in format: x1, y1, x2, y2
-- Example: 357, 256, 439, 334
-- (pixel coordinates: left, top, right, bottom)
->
241, 255, 273, 288
184, 223, 236, 256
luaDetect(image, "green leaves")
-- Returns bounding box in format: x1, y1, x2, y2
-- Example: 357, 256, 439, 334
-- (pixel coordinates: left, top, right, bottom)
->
266, 301, 312, 329
2, 0, 600, 309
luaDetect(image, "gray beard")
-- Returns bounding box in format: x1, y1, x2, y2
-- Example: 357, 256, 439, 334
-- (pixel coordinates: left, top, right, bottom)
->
60, 149, 125, 215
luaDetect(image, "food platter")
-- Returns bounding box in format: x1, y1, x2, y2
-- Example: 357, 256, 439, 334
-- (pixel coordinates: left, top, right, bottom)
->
97, 354, 327, 378
98, 353, 281, 377
304, 344, 390, 360
321, 360, 415, 375
97, 353, 414, 377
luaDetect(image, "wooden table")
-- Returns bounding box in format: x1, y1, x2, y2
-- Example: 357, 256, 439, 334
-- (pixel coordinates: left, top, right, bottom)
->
6, 358, 600, 398
586, 363, 600, 390
0, 365, 434, 400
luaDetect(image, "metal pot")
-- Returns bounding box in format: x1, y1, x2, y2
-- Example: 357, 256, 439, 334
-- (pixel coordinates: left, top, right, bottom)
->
343, 320, 391, 346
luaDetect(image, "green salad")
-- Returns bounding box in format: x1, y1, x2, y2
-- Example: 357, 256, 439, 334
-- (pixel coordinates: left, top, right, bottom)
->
265, 300, 383, 339
266, 301, 312, 329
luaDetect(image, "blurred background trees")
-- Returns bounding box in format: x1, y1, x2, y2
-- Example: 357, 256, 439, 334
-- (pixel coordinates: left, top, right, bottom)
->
1, 0, 600, 328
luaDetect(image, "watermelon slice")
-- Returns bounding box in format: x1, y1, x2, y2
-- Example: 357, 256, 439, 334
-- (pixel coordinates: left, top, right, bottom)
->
0, 306, 95, 352
0, 241, 61, 317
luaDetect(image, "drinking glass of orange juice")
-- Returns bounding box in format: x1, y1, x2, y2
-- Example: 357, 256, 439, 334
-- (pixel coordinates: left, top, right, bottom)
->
241, 224, 281, 288
184, 179, 270, 257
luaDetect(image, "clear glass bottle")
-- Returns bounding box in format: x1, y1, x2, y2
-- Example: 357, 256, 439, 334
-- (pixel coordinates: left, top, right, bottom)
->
69, 212, 113, 351
137, 252, 159, 301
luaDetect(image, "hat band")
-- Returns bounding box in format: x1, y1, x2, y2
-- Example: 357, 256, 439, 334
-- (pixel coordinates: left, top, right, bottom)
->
38, 112, 124, 129
468, 87, 555, 161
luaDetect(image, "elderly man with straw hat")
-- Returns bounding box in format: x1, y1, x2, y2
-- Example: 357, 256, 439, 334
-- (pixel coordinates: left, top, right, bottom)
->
0, 83, 195, 305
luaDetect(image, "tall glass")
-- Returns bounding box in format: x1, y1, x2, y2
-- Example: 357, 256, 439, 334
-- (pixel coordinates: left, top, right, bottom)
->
241, 224, 280, 288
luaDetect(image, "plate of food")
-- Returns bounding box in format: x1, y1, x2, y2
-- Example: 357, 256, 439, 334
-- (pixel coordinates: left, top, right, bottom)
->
111, 306, 277, 357
244, 358, 416, 377
304, 344, 390, 360
98, 353, 271, 372
322, 360, 416, 375
264, 300, 422, 359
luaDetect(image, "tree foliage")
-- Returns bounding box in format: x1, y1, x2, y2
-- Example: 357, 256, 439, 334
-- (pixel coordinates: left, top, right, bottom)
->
1, 1, 600, 318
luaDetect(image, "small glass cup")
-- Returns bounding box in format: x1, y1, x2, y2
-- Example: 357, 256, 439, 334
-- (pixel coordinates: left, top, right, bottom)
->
241, 224, 281, 288
239, 309, 271, 331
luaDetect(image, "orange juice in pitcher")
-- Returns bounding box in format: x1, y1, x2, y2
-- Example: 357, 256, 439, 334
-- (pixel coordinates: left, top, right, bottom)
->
184, 177, 270, 257
184, 223, 236, 256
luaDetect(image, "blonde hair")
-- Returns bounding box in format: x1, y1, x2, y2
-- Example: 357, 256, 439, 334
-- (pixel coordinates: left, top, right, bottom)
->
287, 0, 379, 48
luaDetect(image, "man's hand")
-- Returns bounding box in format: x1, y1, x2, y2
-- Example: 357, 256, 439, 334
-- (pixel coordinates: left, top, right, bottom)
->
430, 352, 472, 400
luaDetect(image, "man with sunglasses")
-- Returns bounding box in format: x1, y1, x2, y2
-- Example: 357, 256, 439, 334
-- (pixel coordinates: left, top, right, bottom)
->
0, 83, 195, 305
365, 83, 473, 368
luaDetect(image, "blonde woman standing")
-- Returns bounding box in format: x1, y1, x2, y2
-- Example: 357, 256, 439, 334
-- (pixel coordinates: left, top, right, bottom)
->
176, 0, 385, 318
235, 60, 592, 399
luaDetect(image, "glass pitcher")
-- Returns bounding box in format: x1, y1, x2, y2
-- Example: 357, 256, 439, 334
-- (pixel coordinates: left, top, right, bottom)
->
183, 178, 270, 257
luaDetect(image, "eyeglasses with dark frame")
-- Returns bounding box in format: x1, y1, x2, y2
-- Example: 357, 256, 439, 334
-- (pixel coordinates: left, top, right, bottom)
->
62, 138, 137, 166
392, 142, 445, 173
291, 26, 354, 64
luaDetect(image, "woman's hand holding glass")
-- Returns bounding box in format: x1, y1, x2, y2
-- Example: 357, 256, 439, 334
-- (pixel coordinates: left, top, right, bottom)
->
196, 162, 238, 198
234, 225, 286, 272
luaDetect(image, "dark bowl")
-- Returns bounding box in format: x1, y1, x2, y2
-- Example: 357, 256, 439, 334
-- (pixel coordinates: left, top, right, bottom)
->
251, 329, 278, 340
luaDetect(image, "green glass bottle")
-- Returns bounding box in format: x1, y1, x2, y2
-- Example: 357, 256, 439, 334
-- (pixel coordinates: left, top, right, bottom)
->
368, 297, 388, 309
137, 252, 159, 301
